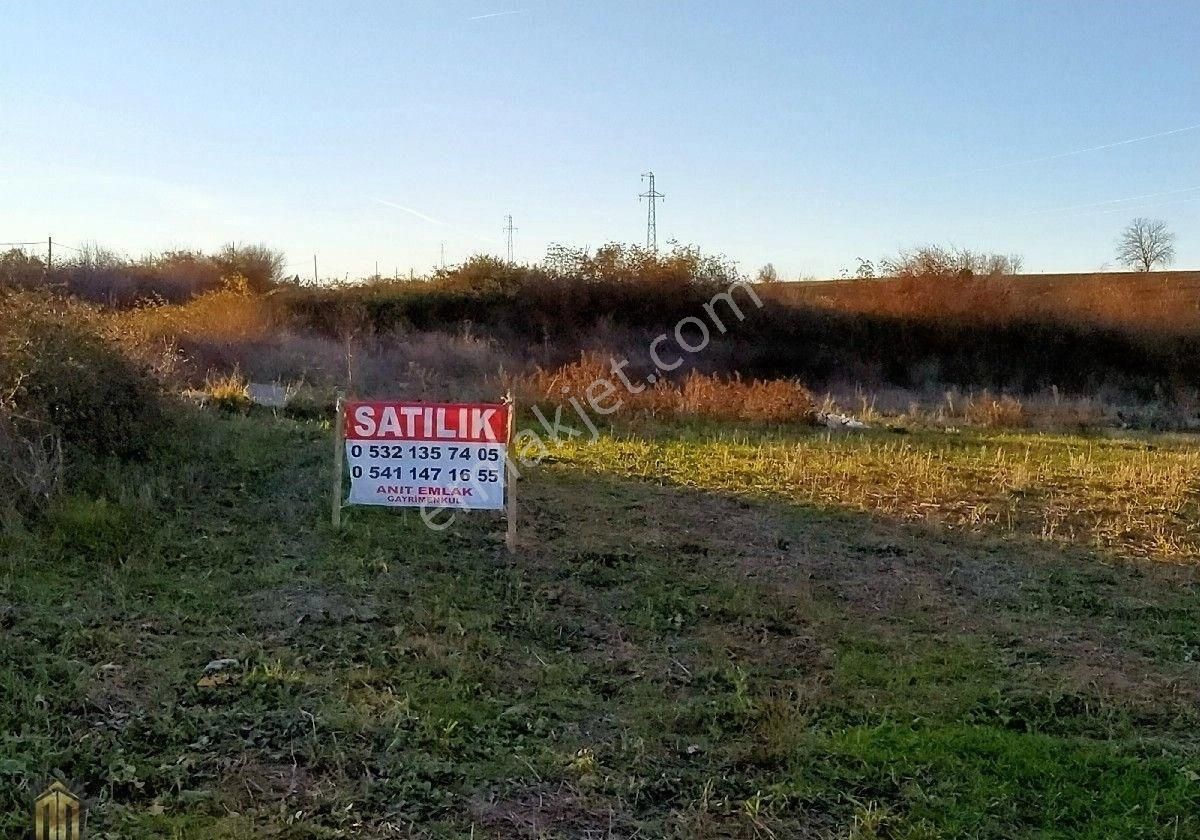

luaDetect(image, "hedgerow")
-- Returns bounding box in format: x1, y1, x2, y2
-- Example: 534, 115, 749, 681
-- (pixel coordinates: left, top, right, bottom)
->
0, 291, 168, 512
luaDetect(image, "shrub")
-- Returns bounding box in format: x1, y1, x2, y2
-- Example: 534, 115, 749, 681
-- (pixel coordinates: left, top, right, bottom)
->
46, 242, 285, 306
215, 243, 286, 293
0, 248, 46, 290
0, 292, 165, 461
879, 245, 1024, 279
272, 242, 746, 340
118, 278, 273, 345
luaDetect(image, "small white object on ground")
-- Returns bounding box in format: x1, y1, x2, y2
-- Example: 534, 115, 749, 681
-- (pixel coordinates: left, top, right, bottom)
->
817, 411, 868, 430
203, 658, 239, 674
247, 383, 290, 408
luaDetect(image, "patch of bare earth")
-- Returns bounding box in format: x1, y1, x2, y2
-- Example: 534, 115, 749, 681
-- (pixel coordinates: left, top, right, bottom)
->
470, 784, 627, 839
216, 754, 320, 812
247, 582, 378, 637
1007, 623, 1200, 705
83, 620, 180, 722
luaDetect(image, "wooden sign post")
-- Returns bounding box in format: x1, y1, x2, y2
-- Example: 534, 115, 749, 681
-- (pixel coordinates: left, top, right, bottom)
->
331, 391, 345, 529
504, 392, 517, 554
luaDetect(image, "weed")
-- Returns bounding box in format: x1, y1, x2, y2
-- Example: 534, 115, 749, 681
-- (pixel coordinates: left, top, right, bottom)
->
200, 370, 251, 413
3, 411, 1200, 837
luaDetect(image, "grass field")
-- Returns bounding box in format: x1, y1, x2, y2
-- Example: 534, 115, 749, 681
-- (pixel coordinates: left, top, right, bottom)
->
3, 410, 1200, 838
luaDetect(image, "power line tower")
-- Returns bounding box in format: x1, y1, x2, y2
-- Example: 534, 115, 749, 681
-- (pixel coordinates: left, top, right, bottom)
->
503, 214, 517, 263
638, 171, 665, 252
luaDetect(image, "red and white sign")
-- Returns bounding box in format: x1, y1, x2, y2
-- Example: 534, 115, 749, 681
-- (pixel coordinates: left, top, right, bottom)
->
343, 401, 509, 509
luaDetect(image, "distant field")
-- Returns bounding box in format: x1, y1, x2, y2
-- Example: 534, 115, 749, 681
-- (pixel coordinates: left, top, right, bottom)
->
4, 410, 1200, 838
760, 271, 1200, 333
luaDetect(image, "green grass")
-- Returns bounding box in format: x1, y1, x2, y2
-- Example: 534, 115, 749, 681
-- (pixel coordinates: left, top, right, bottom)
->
2, 412, 1200, 837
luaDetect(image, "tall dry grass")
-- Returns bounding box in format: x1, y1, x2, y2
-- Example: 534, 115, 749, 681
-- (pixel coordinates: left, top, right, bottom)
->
517, 353, 816, 424
0, 407, 63, 512
113, 281, 521, 399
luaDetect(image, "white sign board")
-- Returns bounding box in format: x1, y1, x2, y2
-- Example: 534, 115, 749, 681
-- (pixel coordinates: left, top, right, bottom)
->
342, 401, 509, 510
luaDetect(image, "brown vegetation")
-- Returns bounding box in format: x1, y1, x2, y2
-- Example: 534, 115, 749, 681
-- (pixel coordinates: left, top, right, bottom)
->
6, 238, 1200, 433
0, 242, 284, 305
760, 269, 1200, 334
516, 353, 815, 424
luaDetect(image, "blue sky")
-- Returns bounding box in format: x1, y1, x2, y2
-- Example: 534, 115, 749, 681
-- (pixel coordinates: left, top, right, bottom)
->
2, 1, 1197, 279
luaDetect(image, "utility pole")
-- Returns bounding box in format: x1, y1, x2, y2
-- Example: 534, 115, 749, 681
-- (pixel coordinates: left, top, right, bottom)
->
440, 241, 446, 268
313, 254, 318, 284
639, 172, 665, 252
503, 215, 517, 263
47, 236, 52, 271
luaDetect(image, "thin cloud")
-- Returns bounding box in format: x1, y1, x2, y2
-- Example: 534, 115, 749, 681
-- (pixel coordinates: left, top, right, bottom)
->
966, 122, 1200, 176
859, 120, 1200, 194
467, 9, 526, 21
373, 198, 499, 247
374, 198, 444, 226
1005, 185, 1200, 219
1057, 194, 1200, 220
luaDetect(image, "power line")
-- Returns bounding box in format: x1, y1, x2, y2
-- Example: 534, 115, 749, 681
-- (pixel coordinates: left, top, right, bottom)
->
638, 171, 664, 252
503, 214, 517, 263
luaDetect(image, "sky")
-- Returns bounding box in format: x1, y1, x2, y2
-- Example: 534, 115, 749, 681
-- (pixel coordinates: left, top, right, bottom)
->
2, 1, 1198, 280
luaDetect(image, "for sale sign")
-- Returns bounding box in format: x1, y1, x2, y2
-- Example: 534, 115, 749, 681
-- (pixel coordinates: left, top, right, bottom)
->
343, 401, 510, 510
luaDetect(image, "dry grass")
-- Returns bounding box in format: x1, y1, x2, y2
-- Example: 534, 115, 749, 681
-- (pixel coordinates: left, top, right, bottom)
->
0, 408, 63, 511
960, 391, 1028, 428
814, 383, 1199, 433
198, 370, 252, 412
517, 353, 816, 424
554, 428, 1200, 562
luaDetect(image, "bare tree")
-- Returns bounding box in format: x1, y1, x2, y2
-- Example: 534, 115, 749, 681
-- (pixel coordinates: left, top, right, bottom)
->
1116, 218, 1176, 272
755, 263, 779, 284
